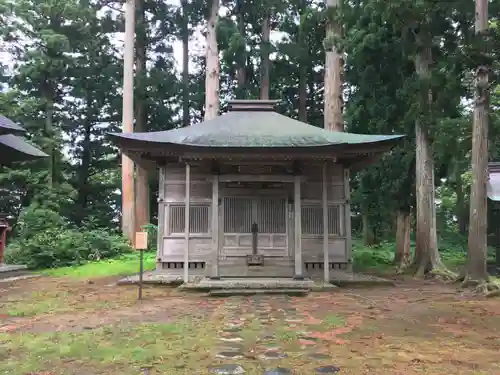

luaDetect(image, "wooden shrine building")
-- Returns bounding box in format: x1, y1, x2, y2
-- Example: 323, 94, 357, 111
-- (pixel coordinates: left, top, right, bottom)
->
109, 100, 404, 282
488, 162, 500, 274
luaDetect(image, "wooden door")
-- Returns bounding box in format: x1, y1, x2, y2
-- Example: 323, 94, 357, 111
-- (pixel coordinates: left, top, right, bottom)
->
222, 196, 288, 257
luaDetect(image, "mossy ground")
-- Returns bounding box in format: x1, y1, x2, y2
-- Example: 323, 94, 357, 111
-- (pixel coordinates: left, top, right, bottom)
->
2, 269, 500, 375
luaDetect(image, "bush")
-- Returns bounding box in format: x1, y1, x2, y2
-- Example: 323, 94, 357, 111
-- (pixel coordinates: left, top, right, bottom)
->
140, 223, 158, 253
4, 206, 131, 269
352, 241, 395, 272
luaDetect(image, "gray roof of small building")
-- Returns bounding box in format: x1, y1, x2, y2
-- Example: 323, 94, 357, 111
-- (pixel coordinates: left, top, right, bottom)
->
0, 114, 26, 135
108, 111, 403, 149
0, 134, 48, 164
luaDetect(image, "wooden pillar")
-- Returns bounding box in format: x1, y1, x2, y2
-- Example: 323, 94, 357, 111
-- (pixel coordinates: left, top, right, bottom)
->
344, 168, 352, 265
211, 173, 220, 279
121, 0, 136, 244
322, 162, 329, 282
157, 166, 166, 269
184, 163, 191, 282
294, 174, 303, 278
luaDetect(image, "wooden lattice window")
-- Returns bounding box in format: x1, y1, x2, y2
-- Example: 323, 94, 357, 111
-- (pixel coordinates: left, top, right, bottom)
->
301, 205, 343, 235
223, 197, 253, 233
223, 197, 288, 234
168, 204, 210, 234
257, 198, 287, 233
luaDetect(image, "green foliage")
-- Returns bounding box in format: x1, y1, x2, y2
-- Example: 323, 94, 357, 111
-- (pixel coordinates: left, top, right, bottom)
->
351, 241, 395, 272
4, 206, 131, 269
352, 232, 497, 273
0, 0, 499, 272
141, 223, 158, 253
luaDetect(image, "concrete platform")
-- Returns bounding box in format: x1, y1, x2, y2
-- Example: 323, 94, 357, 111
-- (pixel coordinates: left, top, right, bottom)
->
0, 264, 29, 279
117, 270, 200, 286
208, 288, 309, 297
117, 270, 394, 289
179, 277, 316, 292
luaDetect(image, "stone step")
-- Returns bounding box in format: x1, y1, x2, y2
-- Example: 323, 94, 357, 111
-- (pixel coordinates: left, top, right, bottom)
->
180, 277, 315, 292
0, 264, 30, 280
208, 288, 309, 297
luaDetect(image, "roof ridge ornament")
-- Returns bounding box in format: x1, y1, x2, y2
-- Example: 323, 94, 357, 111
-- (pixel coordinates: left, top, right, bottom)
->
227, 99, 279, 112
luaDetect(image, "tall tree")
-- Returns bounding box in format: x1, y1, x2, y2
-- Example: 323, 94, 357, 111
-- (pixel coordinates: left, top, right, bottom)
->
260, 8, 271, 100
135, 0, 150, 232
465, 0, 490, 284
324, 0, 343, 131
180, 0, 190, 127
204, 0, 220, 120
122, 0, 136, 243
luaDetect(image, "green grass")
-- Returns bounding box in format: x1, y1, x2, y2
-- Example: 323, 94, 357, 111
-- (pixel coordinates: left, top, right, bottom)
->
324, 313, 346, 327
42, 252, 156, 279
0, 321, 197, 375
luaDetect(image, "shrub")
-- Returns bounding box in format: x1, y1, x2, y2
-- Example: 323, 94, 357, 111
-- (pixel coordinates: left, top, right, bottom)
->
352, 241, 394, 272
140, 223, 158, 253
4, 206, 131, 269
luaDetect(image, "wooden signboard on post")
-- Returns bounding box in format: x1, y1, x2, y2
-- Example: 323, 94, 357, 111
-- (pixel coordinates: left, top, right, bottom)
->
134, 231, 148, 300
135, 231, 148, 250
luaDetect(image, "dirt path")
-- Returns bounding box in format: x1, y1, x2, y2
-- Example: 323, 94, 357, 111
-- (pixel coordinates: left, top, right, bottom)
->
1, 276, 500, 374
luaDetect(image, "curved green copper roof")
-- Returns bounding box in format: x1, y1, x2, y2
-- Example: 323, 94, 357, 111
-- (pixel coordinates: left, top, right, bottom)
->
109, 111, 403, 148
0, 134, 48, 164
0, 114, 26, 136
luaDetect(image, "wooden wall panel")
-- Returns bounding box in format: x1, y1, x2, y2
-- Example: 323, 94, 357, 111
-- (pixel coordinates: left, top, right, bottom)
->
301, 237, 347, 262
160, 237, 212, 261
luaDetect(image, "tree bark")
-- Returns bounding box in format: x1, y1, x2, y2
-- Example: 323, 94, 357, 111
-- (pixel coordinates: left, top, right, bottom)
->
134, 0, 150, 233
395, 210, 411, 267
466, 0, 489, 284
181, 0, 190, 127
362, 210, 376, 246
411, 44, 450, 278
121, 0, 136, 243
45, 98, 54, 188
298, 4, 307, 122
454, 173, 468, 235
204, 0, 220, 121
75, 100, 93, 225
236, 0, 246, 97
324, 0, 343, 131
260, 11, 270, 100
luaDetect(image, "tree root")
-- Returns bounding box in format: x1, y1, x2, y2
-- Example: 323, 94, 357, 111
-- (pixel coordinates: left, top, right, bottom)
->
475, 281, 500, 298
455, 274, 500, 297
427, 267, 458, 283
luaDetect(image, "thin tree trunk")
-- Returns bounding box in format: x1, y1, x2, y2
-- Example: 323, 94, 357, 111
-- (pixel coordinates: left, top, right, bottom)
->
411, 44, 450, 278
75, 101, 93, 225
324, 0, 343, 131
181, 0, 190, 127
362, 211, 376, 246
134, 0, 150, 233
204, 0, 220, 121
395, 210, 411, 267
45, 98, 54, 188
466, 0, 489, 284
455, 173, 468, 235
236, 0, 246, 97
121, 0, 136, 243
308, 69, 315, 120
298, 4, 307, 122
260, 11, 270, 100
